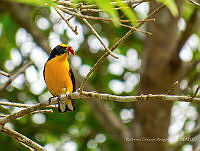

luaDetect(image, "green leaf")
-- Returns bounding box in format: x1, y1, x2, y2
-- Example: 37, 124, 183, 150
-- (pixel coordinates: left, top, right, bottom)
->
72, 0, 119, 26
91, 0, 120, 26
9, 0, 56, 7
114, 0, 137, 25
157, 0, 178, 17
75, 0, 137, 26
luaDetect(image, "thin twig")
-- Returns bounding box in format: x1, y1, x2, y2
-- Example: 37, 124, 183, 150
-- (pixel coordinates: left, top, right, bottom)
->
187, 0, 200, 6
56, 0, 149, 9
120, 0, 150, 19
67, 15, 74, 21
110, 4, 165, 51
192, 85, 200, 98
0, 61, 33, 92
0, 115, 7, 117
76, 10, 119, 59
167, 81, 179, 94
0, 100, 55, 126
1, 126, 46, 151
0, 109, 53, 118
131, 0, 151, 9
31, 109, 53, 114
55, 7, 78, 35
0, 101, 57, 109
120, 23, 152, 35
80, 7, 130, 13
59, 7, 154, 23
0, 70, 10, 77
18, 141, 34, 151
79, 4, 165, 92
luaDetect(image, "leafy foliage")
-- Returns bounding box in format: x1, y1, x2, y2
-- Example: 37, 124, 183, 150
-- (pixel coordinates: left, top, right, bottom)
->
0, 0, 200, 151
9, 0, 56, 7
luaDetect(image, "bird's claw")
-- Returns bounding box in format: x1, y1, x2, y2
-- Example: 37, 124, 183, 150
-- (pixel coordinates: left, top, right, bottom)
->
58, 94, 65, 103
48, 97, 54, 105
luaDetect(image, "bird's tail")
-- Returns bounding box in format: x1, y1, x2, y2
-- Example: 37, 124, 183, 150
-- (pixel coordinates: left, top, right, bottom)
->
58, 98, 75, 113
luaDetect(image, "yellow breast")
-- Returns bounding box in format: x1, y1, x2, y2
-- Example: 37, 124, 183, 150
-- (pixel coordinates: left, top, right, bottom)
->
44, 53, 73, 96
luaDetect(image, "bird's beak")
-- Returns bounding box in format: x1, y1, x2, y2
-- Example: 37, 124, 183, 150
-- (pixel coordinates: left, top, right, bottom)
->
67, 46, 76, 56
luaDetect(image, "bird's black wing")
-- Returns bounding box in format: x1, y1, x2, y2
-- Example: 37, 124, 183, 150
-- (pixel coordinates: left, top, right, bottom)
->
69, 67, 76, 92
43, 63, 47, 83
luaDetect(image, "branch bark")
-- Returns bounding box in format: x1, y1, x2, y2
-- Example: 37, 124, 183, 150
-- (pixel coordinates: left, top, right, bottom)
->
187, 0, 200, 6
0, 101, 57, 109
1, 91, 200, 126
1, 126, 46, 151
0, 70, 10, 77
55, 7, 78, 35
0, 109, 53, 118
0, 60, 33, 92
59, 6, 154, 23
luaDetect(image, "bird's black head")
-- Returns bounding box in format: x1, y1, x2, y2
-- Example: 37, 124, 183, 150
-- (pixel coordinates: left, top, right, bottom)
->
48, 44, 75, 60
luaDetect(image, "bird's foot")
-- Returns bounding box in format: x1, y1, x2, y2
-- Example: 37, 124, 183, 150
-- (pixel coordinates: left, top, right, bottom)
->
65, 91, 70, 98
48, 97, 54, 105
57, 94, 66, 112
58, 94, 66, 102
65, 92, 74, 111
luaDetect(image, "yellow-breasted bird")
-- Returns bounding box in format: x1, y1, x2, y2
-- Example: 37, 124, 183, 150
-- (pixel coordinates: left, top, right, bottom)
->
43, 44, 76, 112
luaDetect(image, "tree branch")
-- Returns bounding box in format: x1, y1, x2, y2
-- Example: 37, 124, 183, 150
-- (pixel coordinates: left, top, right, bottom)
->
187, 0, 200, 6
78, 4, 165, 92
120, 23, 153, 35
0, 70, 10, 77
0, 91, 200, 126
0, 60, 33, 92
55, 7, 78, 35
75, 9, 119, 59
0, 101, 57, 109
56, 0, 151, 12
56, 0, 141, 9
1, 126, 46, 151
58, 6, 154, 23
0, 109, 53, 118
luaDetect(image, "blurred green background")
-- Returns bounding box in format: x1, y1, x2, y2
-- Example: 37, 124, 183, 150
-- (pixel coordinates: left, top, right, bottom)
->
0, 0, 200, 151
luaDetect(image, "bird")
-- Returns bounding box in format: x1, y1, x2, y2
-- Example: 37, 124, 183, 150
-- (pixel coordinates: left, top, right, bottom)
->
43, 44, 76, 112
